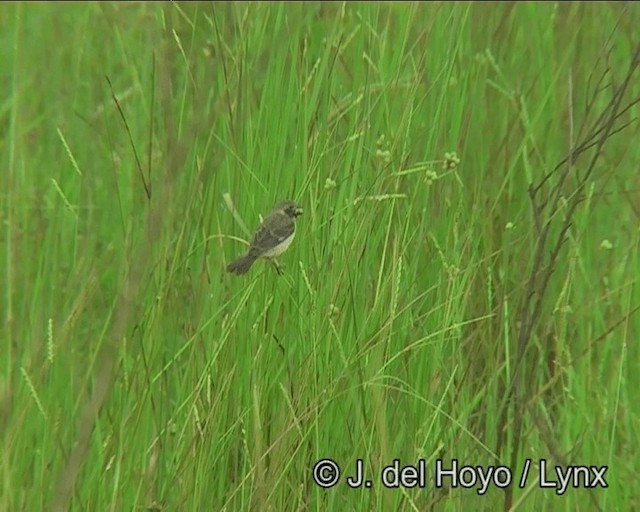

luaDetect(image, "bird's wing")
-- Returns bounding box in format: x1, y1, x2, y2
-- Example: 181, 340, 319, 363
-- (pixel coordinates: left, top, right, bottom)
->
249, 212, 295, 255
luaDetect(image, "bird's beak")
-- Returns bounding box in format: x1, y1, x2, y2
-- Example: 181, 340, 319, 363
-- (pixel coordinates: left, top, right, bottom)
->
295, 207, 303, 216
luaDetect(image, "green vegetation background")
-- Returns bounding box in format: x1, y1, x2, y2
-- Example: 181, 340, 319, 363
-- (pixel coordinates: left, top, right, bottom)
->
2, 3, 639, 511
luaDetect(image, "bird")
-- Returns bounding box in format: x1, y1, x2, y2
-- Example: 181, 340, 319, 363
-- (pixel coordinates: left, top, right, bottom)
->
227, 199, 303, 275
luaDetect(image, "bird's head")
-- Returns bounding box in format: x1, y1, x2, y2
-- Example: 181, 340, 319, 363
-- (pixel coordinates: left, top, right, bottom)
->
274, 200, 303, 218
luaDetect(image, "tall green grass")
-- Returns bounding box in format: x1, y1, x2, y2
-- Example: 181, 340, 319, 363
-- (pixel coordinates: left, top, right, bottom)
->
2, 2, 639, 511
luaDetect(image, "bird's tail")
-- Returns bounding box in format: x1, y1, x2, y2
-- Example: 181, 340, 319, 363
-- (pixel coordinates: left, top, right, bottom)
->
227, 253, 257, 275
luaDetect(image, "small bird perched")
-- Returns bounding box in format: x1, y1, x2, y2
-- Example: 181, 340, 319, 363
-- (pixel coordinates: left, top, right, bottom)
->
227, 199, 303, 275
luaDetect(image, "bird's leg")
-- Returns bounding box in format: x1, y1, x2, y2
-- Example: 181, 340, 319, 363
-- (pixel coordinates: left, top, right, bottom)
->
270, 259, 284, 275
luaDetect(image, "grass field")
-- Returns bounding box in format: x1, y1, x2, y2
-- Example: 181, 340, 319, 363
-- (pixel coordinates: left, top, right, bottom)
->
2, 2, 640, 511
